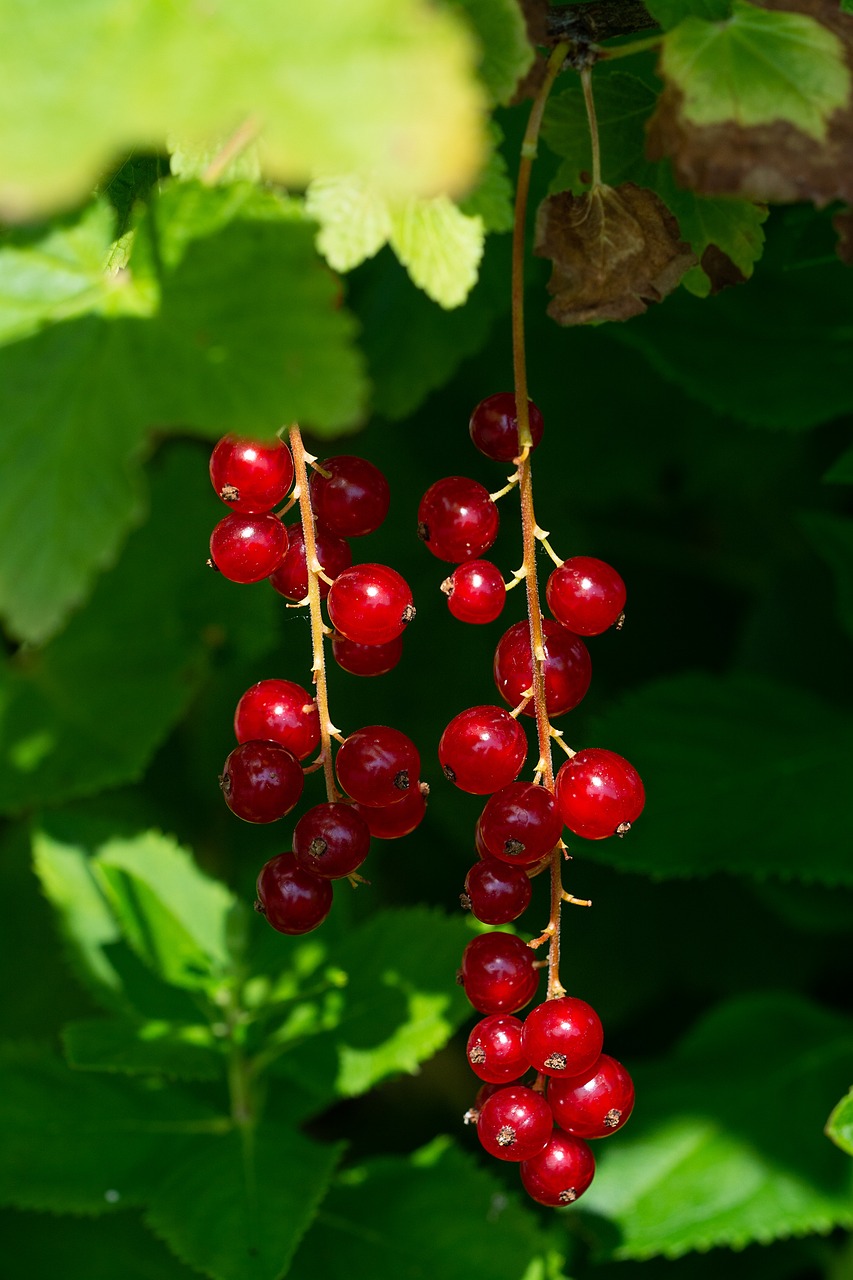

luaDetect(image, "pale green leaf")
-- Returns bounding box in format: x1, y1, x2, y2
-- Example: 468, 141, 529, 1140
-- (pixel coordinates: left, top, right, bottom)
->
827, 1088, 853, 1156
168, 135, 261, 184
306, 175, 393, 272
389, 195, 485, 308
63, 1018, 223, 1081
449, 0, 534, 104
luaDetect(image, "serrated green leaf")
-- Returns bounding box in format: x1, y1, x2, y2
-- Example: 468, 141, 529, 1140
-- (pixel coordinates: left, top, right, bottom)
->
458, 123, 515, 232
449, 0, 534, 104
579, 995, 853, 1259
661, 1, 849, 140
0, 1209, 198, 1280
800, 512, 853, 641
646, 0, 732, 29
63, 1018, 223, 1080
827, 1088, 853, 1156
306, 175, 393, 273
389, 195, 484, 308
658, 180, 767, 296
145, 1123, 343, 1280
0, 0, 485, 219
169, 135, 262, 185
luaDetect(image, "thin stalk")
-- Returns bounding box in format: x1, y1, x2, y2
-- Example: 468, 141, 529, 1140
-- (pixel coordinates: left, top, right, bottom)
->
580, 67, 602, 188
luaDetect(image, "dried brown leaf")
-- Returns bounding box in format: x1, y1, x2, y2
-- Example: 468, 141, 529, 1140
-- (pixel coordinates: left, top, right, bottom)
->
533, 181, 696, 324
700, 243, 747, 293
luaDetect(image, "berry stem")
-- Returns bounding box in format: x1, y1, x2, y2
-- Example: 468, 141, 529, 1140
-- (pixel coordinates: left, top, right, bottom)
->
580, 66, 602, 189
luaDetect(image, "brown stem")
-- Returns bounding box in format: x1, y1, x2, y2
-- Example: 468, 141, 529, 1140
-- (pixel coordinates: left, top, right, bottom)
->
545, 0, 657, 45
580, 67, 602, 190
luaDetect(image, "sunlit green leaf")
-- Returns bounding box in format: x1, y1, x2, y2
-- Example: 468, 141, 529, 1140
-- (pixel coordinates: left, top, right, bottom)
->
826, 1087, 853, 1156
64, 1018, 223, 1079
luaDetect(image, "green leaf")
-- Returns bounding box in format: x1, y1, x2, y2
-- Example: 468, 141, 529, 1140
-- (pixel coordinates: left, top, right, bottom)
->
579, 995, 853, 1259
827, 1088, 853, 1156
289, 1136, 563, 1280
0, 1208, 198, 1280
658, 180, 767, 296
800, 512, 853, 641
0, 0, 485, 219
661, 1, 850, 140
646, 0, 732, 28
306, 175, 393, 273
824, 444, 853, 483
458, 125, 515, 233
145, 1123, 343, 1280
63, 1018, 223, 1081
579, 673, 853, 885
388, 196, 484, 308
449, 0, 534, 104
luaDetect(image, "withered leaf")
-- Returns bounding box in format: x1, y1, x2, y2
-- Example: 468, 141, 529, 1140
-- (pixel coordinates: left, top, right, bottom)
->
533, 182, 696, 325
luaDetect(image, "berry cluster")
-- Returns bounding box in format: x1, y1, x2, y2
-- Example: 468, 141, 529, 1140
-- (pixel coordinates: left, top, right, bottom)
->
207, 429, 423, 936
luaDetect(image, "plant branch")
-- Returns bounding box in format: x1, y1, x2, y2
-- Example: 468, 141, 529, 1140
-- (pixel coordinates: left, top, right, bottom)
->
545, 0, 658, 45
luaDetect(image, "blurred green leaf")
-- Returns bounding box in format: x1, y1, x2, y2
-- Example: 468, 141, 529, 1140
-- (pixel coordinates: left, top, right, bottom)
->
0, 1208, 198, 1280
824, 443, 853, 483
449, 0, 533, 104
645, 0, 731, 26
826, 1088, 853, 1156
64, 1017, 223, 1079
800, 512, 853, 641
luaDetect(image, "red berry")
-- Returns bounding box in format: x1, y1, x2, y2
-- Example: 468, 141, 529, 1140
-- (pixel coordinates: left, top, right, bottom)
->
464, 859, 532, 924
327, 563, 415, 646
459, 931, 539, 1015
479, 782, 563, 866
353, 786, 426, 839
520, 1130, 595, 1206
335, 725, 420, 807
209, 513, 287, 584
293, 803, 371, 879
269, 523, 352, 602
467, 1014, 530, 1084
210, 434, 294, 513
555, 748, 645, 840
477, 1084, 552, 1161
548, 1054, 635, 1139
331, 633, 403, 677
308, 455, 390, 538
439, 705, 527, 795
493, 620, 591, 718
442, 559, 506, 625
469, 393, 545, 463
547, 557, 626, 636
256, 852, 332, 934
521, 997, 603, 1079
234, 679, 320, 761
474, 816, 490, 860
418, 477, 499, 564
219, 741, 304, 823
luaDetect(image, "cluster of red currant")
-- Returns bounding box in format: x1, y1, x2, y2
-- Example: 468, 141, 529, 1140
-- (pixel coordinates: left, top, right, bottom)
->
206, 430, 423, 936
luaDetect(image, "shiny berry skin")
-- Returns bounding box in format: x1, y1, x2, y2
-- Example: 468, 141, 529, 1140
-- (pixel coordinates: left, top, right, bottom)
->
418, 477, 499, 564
293, 803, 371, 879
469, 393, 544, 463
494, 620, 591, 719
327, 563, 415, 646
331, 633, 403, 677
459, 931, 539, 1015
467, 1015, 530, 1085
269, 523, 352, 602
555, 748, 645, 840
477, 1084, 552, 1161
439, 705, 527, 795
308, 455, 390, 538
256, 852, 332, 934
521, 996, 603, 1079
474, 817, 490, 860
547, 557, 626, 636
548, 1054, 635, 1139
353, 786, 426, 839
520, 1130, 595, 1206
442, 560, 506, 625
219, 740, 304, 823
480, 782, 563, 866
209, 513, 288, 584
210, 434, 294, 513
234, 679, 320, 761
464, 858, 532, 925
336, 725, 420, 807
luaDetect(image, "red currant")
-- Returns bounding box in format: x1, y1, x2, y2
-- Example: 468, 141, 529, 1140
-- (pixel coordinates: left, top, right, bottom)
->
469, 393, 544, 463
442, 560, 506, 625
467, 1015, 530, 1084
418, 477, 499, 563
479, 782, 563, 866
327, 564, 415, 646
521, 996, 603, 1079
477, 1084, 552, 1162
463, 859, 532, 924
234, 679, 320, 761
269, 523, 351, 602
459, 931, 539, 1014
520, 1130, 595, 1206
474, 816, 489, 860
209, 513, 288, 584
439, 705, 527, 795
219, 741, 304, 823
494, 620, 591, 718
353, 786, 426, 839
335, 725, 419, 807
331, 633, 403, 677
256, 852, 332, 934
308, 455, 390, 538
293, 803, 371, 879
547, 1054, 635, 1139
547, 557, 626, 636
210, 434, 294, 513
555, 748, 645, 840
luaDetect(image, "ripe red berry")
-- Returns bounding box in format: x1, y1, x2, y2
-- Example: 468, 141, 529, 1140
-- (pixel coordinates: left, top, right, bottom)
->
269, 523, 352, 602
234, 679, 320, 761
467, 1014, 530, 1084
353, 786, 426, 839
308, 455, 390, 538
293, 803, 372, 879
459, 931, 539, 1015
418, 477, 499, 563
474, 816, 490, 860
520, 1130, 595, 1206
469, 393, 545, 463
494, 620, 591, 718
335, 725, 420, 807
521, 996, 603, 1079
555, 748, 645, 840
547, 1054, 635, 1139
547, 557, 626, 636
331, 633, 403, 677
464, 858, 532, 925
209, 513, 288, 584
327, 564, 415, 646
256, 852, 332, 934
477, 1084, 552, 1162
210, 434, 294, 513
219, 740, 304, 823
439, 705, 527, 795
442, 560, 506, 625
479, 782, 563, 866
